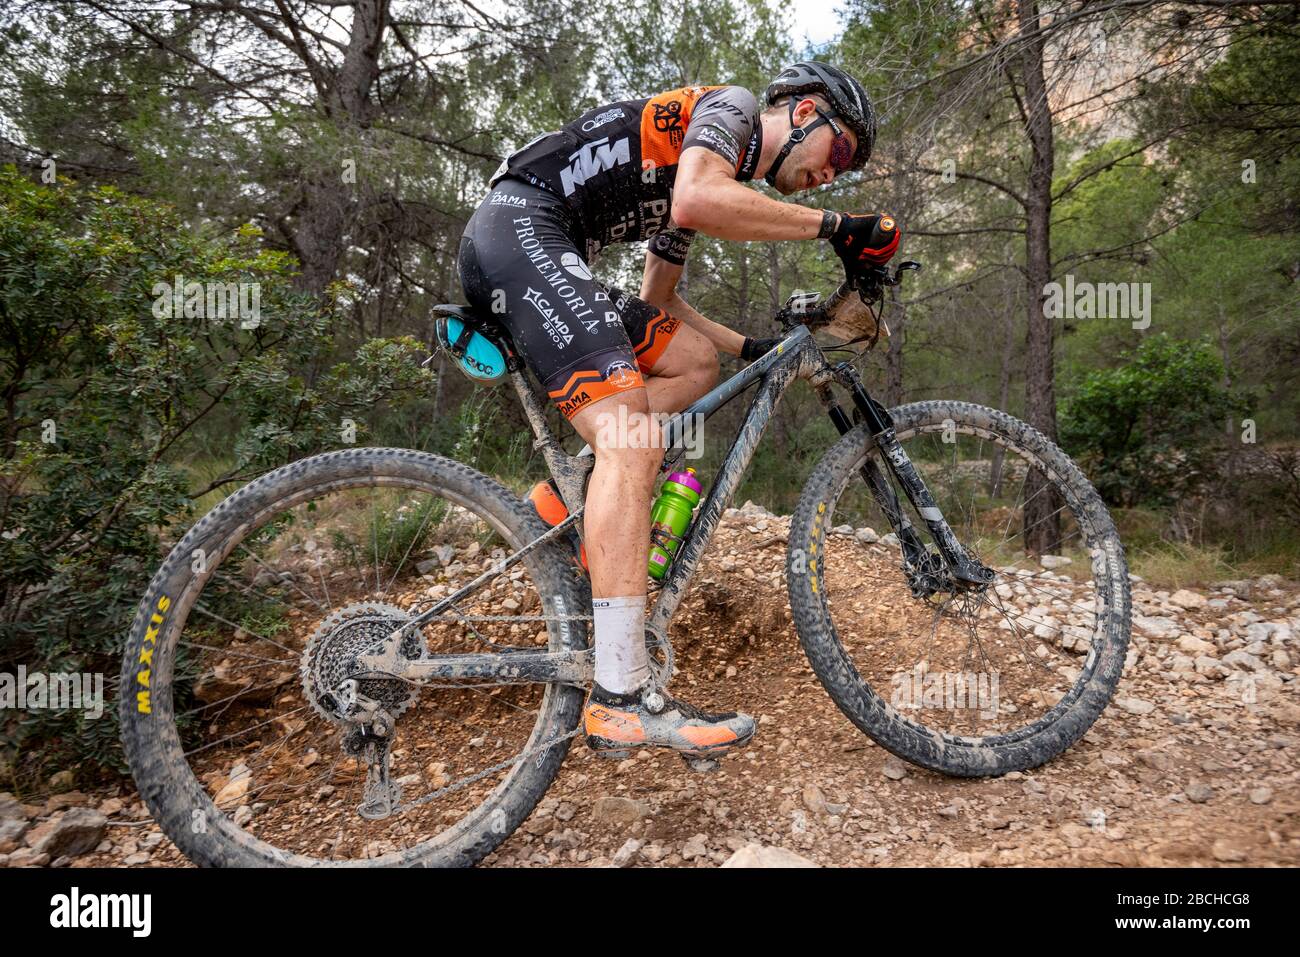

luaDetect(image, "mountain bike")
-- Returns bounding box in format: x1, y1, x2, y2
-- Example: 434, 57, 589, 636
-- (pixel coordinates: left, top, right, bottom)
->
119, 260, 1131, 866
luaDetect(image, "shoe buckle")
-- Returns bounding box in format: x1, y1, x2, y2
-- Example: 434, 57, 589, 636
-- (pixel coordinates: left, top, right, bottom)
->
641, 688, 666, 714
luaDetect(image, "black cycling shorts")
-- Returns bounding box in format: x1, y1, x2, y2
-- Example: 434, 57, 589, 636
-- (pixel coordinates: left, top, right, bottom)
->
457, 177, 682, 420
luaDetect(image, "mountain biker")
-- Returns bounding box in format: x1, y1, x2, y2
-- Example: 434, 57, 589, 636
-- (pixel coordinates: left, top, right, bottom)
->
456, 62, 901, 761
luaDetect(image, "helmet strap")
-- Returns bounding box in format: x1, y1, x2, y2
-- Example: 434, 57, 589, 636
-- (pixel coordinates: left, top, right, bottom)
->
764, 98, 831, 188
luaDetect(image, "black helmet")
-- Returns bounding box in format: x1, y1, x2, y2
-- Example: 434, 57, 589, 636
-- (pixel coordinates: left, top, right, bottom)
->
764, 61, 876, 184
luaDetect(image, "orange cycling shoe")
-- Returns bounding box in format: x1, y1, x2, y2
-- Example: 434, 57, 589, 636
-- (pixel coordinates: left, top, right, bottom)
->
583, 679, 756, 759
526, 478, 588, 572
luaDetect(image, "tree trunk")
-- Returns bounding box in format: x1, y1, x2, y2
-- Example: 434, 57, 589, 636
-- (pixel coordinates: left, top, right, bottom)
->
989, 297, 1016, 497
737, 245, 749, 329
767, 242, 781, 315
287, 0, 389, 295
1018, 0, 1061, 555
883, 297, 905, 408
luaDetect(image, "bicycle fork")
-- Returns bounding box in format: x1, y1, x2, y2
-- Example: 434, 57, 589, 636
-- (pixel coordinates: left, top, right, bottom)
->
812, 363, 994, 596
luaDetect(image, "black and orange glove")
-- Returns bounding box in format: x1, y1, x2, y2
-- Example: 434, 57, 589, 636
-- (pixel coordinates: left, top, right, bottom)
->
828, 212, 901, 277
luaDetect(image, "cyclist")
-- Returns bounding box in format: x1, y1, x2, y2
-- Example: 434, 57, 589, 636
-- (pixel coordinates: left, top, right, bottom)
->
456, 62, 901, 761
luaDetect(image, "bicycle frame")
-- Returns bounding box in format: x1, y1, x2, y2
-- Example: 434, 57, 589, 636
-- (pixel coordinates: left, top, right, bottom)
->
360, 313, 991, 688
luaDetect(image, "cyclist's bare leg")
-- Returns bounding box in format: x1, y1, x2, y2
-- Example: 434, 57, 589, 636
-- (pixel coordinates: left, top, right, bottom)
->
570, 385, 662, 598
566, 327, 716, 694
640, 322, 720, 416
568, 334, 756, 751
570, 325, 718, 593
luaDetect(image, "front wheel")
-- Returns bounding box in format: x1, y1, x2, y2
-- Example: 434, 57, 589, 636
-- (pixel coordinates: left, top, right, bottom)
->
787, 401, 1130, 776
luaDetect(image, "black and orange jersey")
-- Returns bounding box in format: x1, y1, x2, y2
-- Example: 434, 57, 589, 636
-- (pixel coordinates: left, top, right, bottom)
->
488, 84, 763, 264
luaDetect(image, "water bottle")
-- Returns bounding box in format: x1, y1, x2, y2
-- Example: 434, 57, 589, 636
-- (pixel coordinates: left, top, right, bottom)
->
647, 468, 702, 579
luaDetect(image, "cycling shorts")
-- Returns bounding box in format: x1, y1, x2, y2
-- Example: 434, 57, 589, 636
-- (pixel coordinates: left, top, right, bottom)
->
457, 177, 682, 421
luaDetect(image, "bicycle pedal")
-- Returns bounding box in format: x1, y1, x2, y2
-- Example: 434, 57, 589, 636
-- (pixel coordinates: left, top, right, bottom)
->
681, 754, 721, 773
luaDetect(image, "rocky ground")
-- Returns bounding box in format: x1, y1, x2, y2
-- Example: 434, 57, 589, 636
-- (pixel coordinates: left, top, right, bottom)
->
2, 504, 1297, 868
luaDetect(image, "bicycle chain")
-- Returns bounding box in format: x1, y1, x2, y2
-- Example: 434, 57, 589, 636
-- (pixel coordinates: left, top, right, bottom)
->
391, 727, 584, 814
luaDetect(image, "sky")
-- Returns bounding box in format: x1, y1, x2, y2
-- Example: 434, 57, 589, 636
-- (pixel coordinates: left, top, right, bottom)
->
785, 0, 848, 52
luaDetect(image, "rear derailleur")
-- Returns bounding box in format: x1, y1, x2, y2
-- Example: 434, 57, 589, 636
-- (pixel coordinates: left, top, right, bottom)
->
335, 683, 402, 821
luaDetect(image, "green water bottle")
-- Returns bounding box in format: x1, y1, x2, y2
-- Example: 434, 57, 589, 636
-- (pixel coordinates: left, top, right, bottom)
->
647, 468, 703, 579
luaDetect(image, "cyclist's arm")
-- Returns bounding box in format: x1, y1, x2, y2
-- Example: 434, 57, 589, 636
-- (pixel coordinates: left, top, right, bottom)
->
672, 146, 833, 240
641, 248, 746, 357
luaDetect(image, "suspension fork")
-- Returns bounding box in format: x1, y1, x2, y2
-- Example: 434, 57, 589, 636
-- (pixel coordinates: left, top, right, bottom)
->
813, 364, 994, 589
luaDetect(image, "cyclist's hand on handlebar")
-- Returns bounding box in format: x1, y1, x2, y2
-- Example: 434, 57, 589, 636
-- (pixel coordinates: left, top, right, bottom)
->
828, 212, 901, 276
741, 335, 782, 362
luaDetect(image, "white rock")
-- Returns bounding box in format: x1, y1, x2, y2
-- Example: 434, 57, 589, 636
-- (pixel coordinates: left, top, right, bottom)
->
1222, 650, 1265, 672
611, 839, 642, 867
1134, 615, 1180, 639
1115, 697, 1156, 715
1039, 555, 1072, 569
720, 843, 820, 868
1194, 656, 1229, 678
1176, 635, 1217, 656
1169, 589, 1207, 610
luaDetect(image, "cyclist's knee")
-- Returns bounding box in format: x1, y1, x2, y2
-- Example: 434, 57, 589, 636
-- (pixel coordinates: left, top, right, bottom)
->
647, 321, 718, 390
573, 390, 663, 471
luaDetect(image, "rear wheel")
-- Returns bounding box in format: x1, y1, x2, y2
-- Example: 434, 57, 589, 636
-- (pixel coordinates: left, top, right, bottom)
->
120, 447, 589, 866
787, 401, 1130, 776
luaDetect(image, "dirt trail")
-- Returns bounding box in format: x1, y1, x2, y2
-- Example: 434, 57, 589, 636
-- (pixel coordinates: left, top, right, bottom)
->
3, 506, 1297, 868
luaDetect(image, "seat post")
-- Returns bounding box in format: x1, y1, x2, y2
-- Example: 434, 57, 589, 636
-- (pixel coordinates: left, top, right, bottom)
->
509, 368, 593, 534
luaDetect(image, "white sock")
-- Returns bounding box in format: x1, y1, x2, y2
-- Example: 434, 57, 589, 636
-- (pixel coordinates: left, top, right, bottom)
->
592, 595, 650, 694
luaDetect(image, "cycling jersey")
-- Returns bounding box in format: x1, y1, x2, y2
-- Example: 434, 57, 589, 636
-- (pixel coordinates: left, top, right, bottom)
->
460, 83, 763, 422
488, 84, 764, 264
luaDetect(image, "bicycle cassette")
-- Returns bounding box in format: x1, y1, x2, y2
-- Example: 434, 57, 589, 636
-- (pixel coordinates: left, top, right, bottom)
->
301, 602, 426, 724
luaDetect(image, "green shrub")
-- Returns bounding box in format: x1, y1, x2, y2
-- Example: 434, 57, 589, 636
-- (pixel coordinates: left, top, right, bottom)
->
0, 167, 434, 788
1059, 333, 1250, 508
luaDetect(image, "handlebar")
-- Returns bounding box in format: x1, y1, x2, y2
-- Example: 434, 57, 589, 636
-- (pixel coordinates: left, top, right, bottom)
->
850, 259, 922, 304
774, 260, 923, 342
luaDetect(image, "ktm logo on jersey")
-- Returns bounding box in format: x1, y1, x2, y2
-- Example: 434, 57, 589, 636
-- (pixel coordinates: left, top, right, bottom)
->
561, 136, 631, 196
